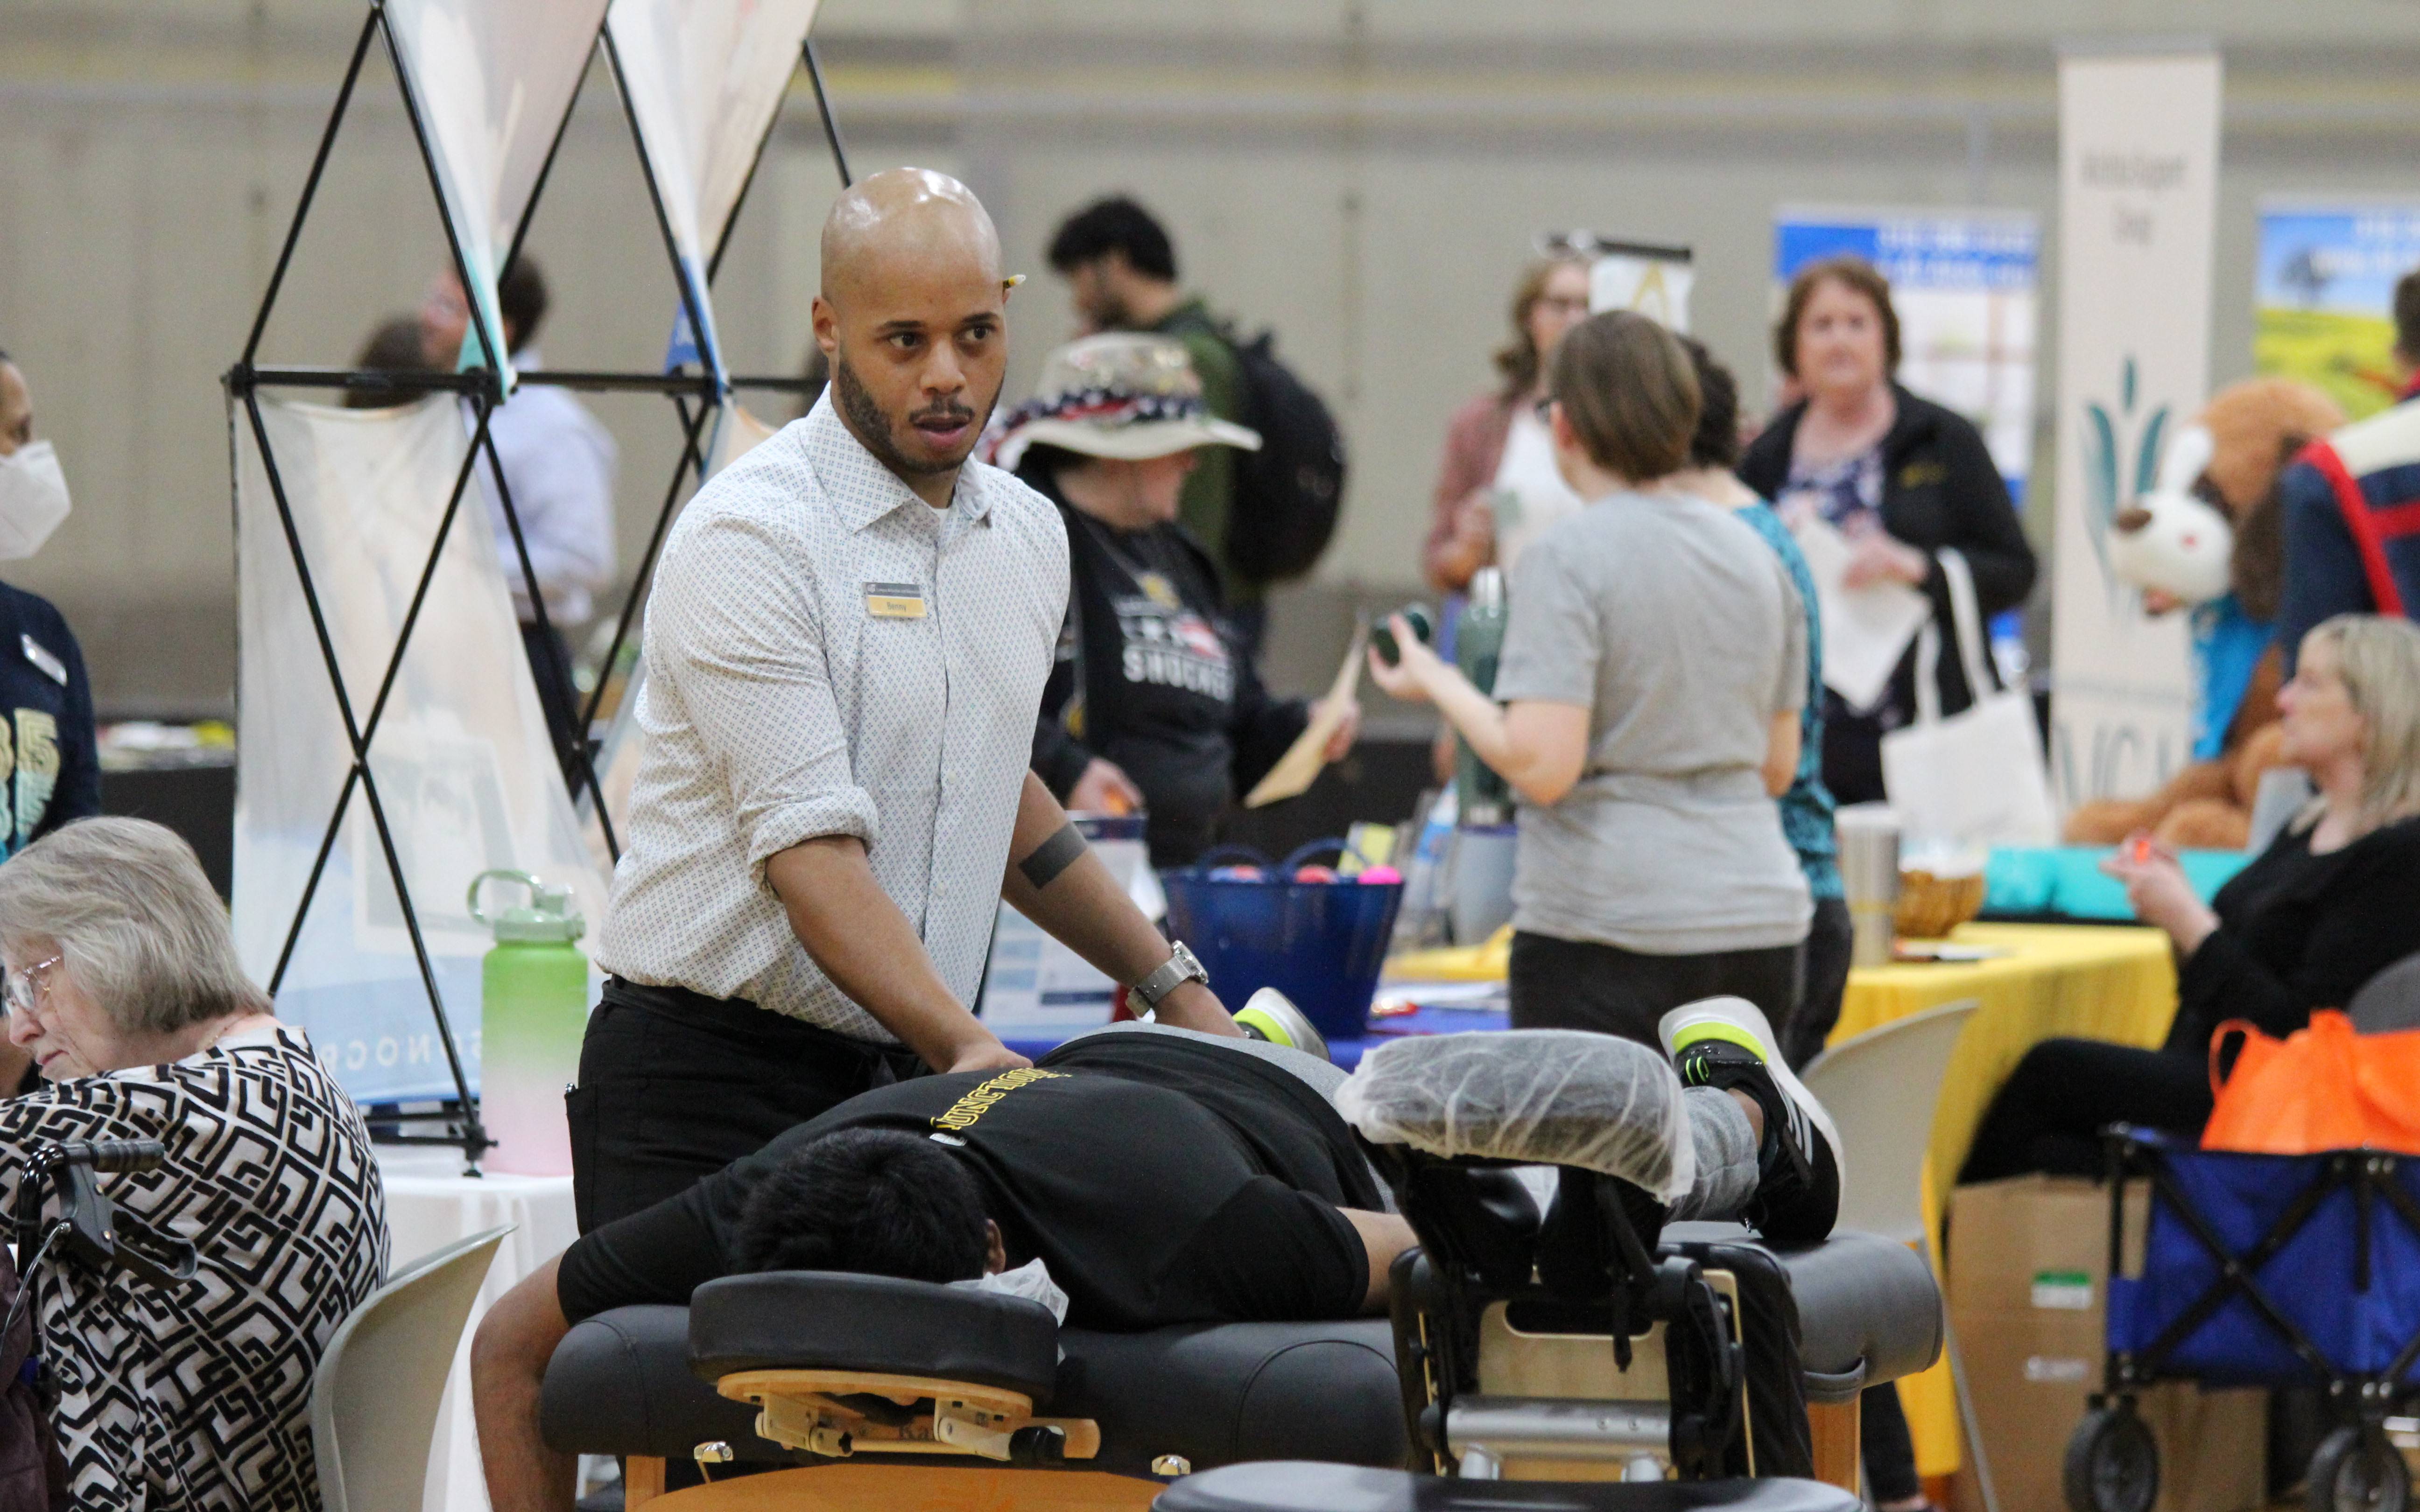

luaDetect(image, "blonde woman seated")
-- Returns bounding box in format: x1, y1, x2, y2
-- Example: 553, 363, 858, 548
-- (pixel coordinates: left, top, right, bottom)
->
1963, 615, 2420, 1180
0, 818, 388, 1509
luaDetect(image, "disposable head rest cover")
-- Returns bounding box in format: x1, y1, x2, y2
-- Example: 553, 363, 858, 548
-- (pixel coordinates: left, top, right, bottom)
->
1334, 1030, 1694, 1202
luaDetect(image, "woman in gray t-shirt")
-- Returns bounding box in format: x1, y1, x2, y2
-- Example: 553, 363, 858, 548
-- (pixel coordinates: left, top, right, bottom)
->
1370, 312, 1811, 1048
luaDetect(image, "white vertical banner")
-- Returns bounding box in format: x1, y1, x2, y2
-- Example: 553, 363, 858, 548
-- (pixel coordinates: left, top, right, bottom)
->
233, 398, 609, 1106
605, 0, 824, 378
2048, 48, 2222, 811
384, 0, 610, 393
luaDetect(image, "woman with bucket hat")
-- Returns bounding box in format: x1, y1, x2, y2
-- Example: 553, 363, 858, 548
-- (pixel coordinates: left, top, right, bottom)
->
993, 333, 1360, 867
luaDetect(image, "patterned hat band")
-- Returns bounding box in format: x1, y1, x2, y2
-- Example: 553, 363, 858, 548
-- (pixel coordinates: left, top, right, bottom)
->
997, 386, 1211, 436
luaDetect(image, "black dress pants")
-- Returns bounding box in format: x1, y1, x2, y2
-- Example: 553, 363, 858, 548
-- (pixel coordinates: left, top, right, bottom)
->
1508, 930, 1800, 1050
566, 979, 926, 1233
1959, 1036, 2215, 1185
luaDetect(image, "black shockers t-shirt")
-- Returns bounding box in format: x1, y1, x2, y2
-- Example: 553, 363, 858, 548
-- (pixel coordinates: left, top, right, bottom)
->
1022, 465, 1309, 868
555, 1034, 1385, 1331
0, 583, 98, 861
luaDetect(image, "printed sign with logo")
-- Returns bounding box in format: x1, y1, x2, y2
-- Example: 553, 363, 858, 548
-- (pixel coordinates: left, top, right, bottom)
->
2255, 200, 2420, 422
2047, 49, 2223, 809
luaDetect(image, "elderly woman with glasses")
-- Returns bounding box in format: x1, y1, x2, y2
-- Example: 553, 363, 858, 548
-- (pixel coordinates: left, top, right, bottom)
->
0, 816, 387, 1510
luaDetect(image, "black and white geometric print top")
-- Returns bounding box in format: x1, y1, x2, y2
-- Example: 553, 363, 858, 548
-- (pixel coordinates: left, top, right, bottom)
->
0, 1022, 388, 1510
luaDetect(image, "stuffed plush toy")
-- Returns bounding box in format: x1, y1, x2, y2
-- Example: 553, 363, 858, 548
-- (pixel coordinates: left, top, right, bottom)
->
2066, 377, 2346, 850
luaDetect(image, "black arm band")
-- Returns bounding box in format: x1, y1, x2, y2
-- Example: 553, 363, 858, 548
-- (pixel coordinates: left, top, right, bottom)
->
1018, 822, 1088, 892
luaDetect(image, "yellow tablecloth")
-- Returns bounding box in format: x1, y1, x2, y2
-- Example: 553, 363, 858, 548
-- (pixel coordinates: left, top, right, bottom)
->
1838, 923, 2178, 1477
1380, 920, 2180, 1478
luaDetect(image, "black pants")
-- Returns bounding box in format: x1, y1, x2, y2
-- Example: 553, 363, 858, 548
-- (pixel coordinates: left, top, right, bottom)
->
1507, 930, 1799, 1051
1960, 1037, 2214, 1184
1784, 896, 1856, 1071
520, 620, 585, 789
1863, 1382, 1923, 1503
566, 979, 926, 1232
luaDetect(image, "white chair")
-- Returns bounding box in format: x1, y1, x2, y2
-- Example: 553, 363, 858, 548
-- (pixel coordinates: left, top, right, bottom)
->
1801, 1001, 1991, 1512
311, 1224, 513, 1512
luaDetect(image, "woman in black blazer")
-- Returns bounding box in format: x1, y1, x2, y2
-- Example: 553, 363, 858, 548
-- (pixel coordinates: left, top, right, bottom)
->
1738, 256, 2037, 805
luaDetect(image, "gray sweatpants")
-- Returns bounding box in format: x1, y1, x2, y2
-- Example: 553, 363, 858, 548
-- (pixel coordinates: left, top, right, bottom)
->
1062, 1021, 1759, 1222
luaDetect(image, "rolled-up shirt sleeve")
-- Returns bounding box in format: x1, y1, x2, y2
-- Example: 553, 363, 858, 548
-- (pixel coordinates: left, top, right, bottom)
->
647, 512, 879, 876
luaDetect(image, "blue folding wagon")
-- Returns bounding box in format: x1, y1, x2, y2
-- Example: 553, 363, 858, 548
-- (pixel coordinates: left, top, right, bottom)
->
2065, 1128, 2420, 1512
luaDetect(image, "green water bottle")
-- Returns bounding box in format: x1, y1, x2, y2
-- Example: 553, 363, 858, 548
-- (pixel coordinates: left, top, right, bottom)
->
468, 869, 589, 1176
1456, 567, 1512, 825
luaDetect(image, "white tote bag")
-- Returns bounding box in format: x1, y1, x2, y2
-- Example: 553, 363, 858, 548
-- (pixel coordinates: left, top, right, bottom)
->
1879, 549, 2057, 848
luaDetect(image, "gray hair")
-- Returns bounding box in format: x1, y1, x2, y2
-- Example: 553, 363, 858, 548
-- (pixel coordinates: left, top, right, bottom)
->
0, 817, 266, 1036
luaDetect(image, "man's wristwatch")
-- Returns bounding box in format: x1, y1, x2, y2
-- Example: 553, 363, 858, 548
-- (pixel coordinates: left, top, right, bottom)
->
1132, 942, 1210, 1011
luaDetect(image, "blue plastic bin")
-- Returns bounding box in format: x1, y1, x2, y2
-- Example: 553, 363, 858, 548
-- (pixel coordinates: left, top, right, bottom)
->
1160, 841, 1406, 1044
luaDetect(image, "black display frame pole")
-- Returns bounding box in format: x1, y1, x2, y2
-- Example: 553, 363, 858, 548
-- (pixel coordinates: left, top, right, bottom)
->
225, 0, 847, 1166
564, 25, 848, 749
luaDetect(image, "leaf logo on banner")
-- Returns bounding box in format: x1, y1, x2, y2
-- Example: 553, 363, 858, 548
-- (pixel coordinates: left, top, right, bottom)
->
2082, 354, 2172, 602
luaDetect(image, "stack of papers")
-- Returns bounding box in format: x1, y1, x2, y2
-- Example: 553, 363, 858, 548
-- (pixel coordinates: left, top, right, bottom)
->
1791, 516, 1931, 711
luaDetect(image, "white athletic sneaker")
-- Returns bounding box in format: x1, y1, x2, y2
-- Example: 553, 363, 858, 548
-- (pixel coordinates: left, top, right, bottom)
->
1233, 988, 1330, 1064
1658, 997, 1843, 1245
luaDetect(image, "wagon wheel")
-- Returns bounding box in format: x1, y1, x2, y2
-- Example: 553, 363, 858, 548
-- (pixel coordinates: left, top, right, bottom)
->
2065, 1405, 2160, 1512
2308, 1426, 2410, 1512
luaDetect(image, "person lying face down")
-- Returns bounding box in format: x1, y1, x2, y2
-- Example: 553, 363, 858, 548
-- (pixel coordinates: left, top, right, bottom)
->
470, 1025, 1419, 1510
472, 1002, 1841, 1512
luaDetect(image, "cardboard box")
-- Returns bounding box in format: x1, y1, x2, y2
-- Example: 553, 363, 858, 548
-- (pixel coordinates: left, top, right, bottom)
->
1946, 1176, 2262, 1512
1949, 1173, 2144, 1320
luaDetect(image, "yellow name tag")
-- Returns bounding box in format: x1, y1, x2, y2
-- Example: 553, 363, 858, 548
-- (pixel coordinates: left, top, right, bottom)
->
865, 582, 928, 619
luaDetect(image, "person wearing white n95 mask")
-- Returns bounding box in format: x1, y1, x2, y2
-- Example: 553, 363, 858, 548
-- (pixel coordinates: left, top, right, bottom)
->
0, 350, 102, 1099
0, 353, 99, 855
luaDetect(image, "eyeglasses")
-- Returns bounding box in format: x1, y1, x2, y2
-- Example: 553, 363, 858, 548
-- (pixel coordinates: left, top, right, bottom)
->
4, 955, 60, 1022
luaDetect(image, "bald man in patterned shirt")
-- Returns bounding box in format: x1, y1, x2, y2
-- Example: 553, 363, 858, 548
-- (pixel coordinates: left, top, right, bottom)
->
575, 168, 1242, 1234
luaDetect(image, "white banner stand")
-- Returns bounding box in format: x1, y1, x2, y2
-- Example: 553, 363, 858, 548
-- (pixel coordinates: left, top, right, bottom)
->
2047, 45, 2223, 812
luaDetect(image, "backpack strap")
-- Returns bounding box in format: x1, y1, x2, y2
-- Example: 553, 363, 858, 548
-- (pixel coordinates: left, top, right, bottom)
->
2299, 438, 2407, 615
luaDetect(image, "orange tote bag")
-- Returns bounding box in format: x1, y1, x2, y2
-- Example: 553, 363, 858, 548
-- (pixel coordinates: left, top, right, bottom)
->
2201, 1010, 2420, 1155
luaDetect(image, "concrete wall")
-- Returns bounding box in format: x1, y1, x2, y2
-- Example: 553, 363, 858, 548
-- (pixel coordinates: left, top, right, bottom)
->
3, 1, 2420, 714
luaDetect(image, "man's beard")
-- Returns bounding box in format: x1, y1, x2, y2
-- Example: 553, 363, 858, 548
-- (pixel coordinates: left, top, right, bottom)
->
833, 353, 988, 479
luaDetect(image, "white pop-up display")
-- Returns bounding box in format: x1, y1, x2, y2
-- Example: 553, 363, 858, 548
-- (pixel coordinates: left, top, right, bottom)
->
233, 398, 607, 1106
383, 0, 610, 391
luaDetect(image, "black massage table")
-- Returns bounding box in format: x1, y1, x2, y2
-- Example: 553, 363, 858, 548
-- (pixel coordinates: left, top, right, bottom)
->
542, 1226, 1939, 1510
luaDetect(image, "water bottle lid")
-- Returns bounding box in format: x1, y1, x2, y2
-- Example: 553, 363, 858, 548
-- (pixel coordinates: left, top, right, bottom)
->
466, 869, 587, 944
1469, 566, 1505, 611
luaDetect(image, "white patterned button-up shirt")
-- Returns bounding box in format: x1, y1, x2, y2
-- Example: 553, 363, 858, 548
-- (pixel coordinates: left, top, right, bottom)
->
594, 396, 1069, 1042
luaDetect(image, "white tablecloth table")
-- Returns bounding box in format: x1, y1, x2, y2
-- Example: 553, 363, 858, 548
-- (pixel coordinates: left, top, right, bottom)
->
375, 1145, 578, 1512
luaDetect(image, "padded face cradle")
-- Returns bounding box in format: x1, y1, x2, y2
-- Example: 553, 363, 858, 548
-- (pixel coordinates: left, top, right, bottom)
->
688, 1272, 1061, 1402
1152, 1462, 1864, 1512
543, 1303, 1409, 1477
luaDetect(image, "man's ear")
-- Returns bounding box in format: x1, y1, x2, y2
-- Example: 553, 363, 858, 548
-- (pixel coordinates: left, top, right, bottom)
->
983, 1219, 1008, 1277
811, 294, 840, 357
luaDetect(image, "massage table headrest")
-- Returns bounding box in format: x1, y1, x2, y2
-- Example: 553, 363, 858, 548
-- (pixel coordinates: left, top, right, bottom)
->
545, 1290, 1408, 1475
1153, 1461, 1863, 1511
689, 1270, 1062, 1401
1337, 1031, 1693, 1202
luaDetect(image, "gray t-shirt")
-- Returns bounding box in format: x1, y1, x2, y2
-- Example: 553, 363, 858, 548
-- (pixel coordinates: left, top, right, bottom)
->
1492, 489, 1813, 954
